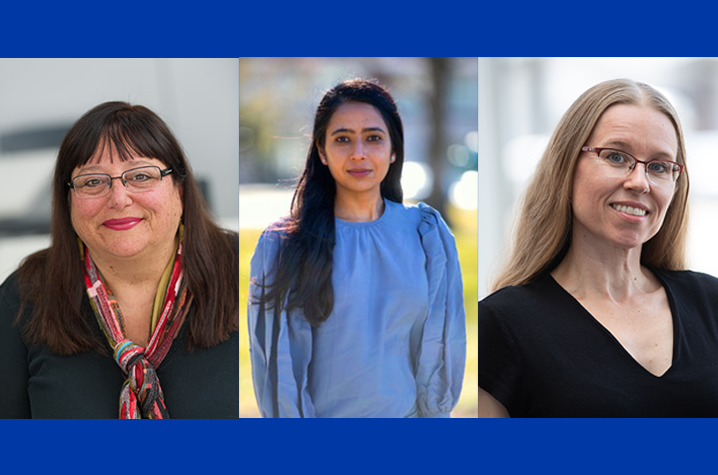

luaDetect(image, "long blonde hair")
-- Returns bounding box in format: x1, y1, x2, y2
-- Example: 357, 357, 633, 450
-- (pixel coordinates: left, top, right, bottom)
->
491, 79, 690, 292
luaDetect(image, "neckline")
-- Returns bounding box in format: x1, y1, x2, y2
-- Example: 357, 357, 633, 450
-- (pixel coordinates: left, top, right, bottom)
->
335, 198, 394, 228
546, 270, 678, 379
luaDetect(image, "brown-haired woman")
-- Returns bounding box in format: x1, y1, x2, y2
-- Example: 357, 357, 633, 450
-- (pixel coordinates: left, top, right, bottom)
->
479, 78, 718, 417
0, 102, 238, 418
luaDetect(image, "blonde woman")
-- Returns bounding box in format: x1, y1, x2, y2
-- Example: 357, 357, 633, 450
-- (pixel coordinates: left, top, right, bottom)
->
479, 79, 718, 417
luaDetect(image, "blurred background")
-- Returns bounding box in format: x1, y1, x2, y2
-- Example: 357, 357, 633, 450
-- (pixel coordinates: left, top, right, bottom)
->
239, 57, 478, 417
480, 57, 718, 298
0, 58, 239, 283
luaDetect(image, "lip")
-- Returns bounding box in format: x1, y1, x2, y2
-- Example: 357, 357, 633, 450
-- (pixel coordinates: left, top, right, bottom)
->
347, 168, 372, 177
102, 217, 143, 231
610, 201, 649, 221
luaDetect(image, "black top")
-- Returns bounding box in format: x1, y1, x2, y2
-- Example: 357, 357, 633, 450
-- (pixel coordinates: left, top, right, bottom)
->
0, 270, 238, 419
479, 269, 718, 417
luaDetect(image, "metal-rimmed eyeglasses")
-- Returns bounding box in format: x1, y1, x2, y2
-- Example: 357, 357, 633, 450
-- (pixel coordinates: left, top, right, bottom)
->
581, 147, 683, 186
68, 166, 173, 199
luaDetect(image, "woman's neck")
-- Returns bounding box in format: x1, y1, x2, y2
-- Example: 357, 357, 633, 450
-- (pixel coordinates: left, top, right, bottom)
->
551, 235, 658, 303
334, 189, 385, 222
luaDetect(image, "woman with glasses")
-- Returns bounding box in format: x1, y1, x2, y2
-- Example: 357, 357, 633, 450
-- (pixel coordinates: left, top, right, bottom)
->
248, 79, 466, 417
479, 78, 718, 417
0, 102, 238, 418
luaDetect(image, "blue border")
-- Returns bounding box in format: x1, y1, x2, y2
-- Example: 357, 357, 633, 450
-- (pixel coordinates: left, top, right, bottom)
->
3, 1, 716, 57
5, 419, 713, 471
2, 1, 716, 474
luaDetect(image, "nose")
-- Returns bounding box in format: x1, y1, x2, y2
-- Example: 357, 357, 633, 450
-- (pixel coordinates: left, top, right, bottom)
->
350, 140, 366, 160
624, 162, 651, 194
107, 176, 132, 209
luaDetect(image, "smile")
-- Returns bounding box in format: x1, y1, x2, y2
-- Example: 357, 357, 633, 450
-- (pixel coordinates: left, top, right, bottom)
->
610, 204, 647, 217
102, 217, 143, 230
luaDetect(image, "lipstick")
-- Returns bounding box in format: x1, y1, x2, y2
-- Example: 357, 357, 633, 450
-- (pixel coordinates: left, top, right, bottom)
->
102, 217, 143, 231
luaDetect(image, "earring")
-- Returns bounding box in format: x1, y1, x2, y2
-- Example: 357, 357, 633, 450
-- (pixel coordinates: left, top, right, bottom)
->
390, 155, 396, 163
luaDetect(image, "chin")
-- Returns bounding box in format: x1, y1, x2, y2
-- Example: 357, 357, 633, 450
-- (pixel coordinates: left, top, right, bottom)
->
107, 249, 146, 260
96, 241, 149, 259
610, 236, 647, 250
342, 183, 381, 194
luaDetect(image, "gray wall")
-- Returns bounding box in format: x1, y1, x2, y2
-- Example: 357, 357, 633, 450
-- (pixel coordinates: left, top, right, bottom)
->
0, 58, 238, 282
0, 58, 238, 221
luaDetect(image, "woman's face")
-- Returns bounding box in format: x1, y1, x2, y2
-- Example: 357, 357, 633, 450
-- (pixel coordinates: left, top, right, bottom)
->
571, 104, 678, 252
69, 147, 183, 263
319, 101, 393, 200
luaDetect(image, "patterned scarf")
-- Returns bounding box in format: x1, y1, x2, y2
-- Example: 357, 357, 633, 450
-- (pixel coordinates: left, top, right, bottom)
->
82, 229, 191, 419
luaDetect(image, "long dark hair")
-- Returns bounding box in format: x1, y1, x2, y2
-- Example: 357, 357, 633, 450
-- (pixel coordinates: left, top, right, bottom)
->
17, 101, 238, 354
260, 78, 404, 327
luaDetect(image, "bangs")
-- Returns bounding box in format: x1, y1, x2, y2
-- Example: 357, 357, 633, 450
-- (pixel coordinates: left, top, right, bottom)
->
81, 121, 166, 167
58, 101, 187, 192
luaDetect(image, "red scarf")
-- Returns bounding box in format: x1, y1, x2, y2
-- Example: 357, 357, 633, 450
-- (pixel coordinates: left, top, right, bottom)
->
82, 239, 191, 419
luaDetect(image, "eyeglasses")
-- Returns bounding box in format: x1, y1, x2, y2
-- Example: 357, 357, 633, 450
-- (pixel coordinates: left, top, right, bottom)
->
581, 147, 683, 186
68, 166, 173, 199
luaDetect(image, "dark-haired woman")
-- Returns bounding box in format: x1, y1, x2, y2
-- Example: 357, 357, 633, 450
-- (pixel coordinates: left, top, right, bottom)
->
0, 102, 238, 418
248, 79, 466, 418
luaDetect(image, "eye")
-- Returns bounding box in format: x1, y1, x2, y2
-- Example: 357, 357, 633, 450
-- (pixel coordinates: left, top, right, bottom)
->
129, 172, 152, 182
367, 134, 383, 142
81, 176, 106, 188
605, 151, 628, 164
647, 161, 670, 175
334, 136, 350, 143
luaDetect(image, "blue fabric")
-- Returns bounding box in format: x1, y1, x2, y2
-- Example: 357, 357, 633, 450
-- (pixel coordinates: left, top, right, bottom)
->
248, 200, 466, 418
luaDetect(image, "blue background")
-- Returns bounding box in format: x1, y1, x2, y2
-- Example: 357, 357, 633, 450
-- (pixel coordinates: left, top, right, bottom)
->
1, 1, 715, 473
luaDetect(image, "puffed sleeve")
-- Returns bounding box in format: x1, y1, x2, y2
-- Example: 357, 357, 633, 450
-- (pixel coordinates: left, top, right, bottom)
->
415, 203, 467, 418
247, 228, 316, 418
0, 273, 32, 418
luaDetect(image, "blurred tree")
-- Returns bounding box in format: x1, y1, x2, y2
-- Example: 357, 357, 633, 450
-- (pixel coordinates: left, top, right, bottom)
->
426, 57, 448, 219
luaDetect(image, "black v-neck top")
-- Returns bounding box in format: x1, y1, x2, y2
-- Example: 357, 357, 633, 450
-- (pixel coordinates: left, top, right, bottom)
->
479, 269, 718, 417
0, 270, 238, 419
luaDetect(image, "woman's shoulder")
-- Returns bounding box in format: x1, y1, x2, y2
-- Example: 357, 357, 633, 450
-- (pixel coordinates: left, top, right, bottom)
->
479, 275, 562, 317
403, 200, 446, 223
0, 269, 32, 334
0, 250, 48, 306
259, 216, 292, 236
653, 267, 718, 299
656, 267, 718, 281
256, 217, 292, 246
397, 201, 459, 256
0, 270, 21, 309
390, 200, 454, 237
249, 217, 292, 270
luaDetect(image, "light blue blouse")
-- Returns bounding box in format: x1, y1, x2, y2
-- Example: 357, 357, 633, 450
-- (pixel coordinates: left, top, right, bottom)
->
248, 200, 466, 418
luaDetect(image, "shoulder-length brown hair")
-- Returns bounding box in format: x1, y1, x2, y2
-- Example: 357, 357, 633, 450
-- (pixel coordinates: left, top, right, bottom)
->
17, 101, 238, 354
492, 79, 690, 292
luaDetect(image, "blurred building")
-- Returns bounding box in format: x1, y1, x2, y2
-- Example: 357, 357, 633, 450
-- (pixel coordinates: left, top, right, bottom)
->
479, 57, 718, 297
0, 58, 238, 282
239, 57, 478, 229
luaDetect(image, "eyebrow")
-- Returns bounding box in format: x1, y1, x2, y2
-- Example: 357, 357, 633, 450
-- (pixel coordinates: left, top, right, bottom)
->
604, 140, 675, 160
76, 159, 158, 174
329, 127, 387, 136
